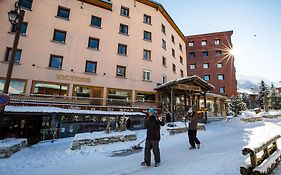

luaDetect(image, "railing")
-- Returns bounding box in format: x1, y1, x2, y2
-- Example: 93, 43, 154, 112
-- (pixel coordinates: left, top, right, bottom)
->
240, 135, 281, 175
8, 93, 161, 109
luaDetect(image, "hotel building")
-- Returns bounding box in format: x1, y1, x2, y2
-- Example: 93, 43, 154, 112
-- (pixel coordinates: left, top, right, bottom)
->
186, 31, 237, 98
0, 0, 187, 108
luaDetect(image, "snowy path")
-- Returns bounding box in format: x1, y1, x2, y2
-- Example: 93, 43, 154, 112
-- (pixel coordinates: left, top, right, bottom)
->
1, 118, 281, 175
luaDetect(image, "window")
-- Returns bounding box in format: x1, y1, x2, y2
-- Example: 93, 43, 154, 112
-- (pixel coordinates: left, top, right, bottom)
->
190, 64, 195, 69
120, 24, 128, 35
53, 29, 67, 43
180, 56, 183, 64
85, 61, 97, 73
215, 39, 220, 45
49, 55, 63, 69
0, 79, 26, 94
189, 52, 195, 58
180, 69, 184, 77
162, 56, 166, 66
57, 6, 70, 19
116, 65, 126, 77
203, 63, 209, 69
216, 50, 222, 56
204, 75, 210, 81
11, 22, 28, 35
120, 6, 129, 17
4, 47, 22, 63
179, 43, 183, 51
144, 14, 151, 24
201, 40, 207, 46
217, 63, 223, 68
172, 49, 175, 57
172, 64, 176, 72
136, 92, 155, 102
143, 70, 151, 81
19, 0, 33, 10
161, 24, 166, 34
118, 44, 127, 55
33, 82, 68, 96
162, 75, 167, 83
171, 35, 175, 43
143, 50, 151, 60
202, 51, 208, 57
162, 39, 166, 49
219, 87, 225, 93
218, 74, 224, 80
88, 37, 99, 49
108, 89, 131, 104
91, 16, 102, 27
144, 31, 152, 41
188, 41, 194, 47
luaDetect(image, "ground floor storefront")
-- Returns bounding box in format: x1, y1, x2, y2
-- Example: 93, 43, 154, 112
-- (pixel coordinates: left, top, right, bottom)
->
0, 106, 145, 144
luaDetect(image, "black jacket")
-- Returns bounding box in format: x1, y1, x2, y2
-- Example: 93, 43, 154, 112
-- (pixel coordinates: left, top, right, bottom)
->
145, 115, 165, 141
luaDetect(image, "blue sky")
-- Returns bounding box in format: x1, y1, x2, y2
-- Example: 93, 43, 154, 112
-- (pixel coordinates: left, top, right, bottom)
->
156, 0, 281, 82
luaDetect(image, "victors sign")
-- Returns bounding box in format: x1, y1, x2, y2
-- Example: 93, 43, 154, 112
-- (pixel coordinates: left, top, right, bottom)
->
56, 74, 91, 83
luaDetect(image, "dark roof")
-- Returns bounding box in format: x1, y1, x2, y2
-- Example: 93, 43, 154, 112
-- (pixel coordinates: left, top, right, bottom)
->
155, 75, 214, 92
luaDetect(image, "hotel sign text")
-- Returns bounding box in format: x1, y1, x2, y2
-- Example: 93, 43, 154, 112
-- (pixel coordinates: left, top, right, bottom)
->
177, 84, 201, 92
56, 74, 91, 83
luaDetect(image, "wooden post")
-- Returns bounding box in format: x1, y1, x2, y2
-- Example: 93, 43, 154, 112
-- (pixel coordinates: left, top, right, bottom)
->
196, 95, 200, 111
203, 91, 207, 123
184, 93, 187, 110
171, 88, 174, 122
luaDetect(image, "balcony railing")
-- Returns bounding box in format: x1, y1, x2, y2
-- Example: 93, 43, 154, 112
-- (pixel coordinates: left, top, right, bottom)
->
8, 94, 161, 109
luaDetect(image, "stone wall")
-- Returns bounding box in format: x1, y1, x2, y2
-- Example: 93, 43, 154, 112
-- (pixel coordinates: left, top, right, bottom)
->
167, 124, 206, 135
0, 138, 28, 158
71, 132, 137, 150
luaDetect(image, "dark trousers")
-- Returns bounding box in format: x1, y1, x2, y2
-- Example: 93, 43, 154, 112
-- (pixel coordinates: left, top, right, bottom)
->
144, 139, 160, 164
188, 130, 200, 147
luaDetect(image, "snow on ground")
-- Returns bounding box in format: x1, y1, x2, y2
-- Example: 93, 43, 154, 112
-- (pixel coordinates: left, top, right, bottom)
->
2, 114, 281, 175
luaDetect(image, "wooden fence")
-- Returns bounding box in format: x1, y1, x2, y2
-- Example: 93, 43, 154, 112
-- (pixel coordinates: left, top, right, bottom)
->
240, 135, 281, 175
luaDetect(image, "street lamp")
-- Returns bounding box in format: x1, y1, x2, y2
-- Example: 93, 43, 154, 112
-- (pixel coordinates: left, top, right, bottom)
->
3, 1, 25, 94
0, 1, 25, 138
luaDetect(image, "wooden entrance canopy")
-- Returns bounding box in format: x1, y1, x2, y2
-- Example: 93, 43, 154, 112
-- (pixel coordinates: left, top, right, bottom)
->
155, 75, 215, 122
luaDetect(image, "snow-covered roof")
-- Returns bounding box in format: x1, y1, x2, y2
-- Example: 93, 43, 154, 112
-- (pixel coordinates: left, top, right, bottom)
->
155, 75, 214, 91
237, 88, 258, 95
4, 106, 145, 116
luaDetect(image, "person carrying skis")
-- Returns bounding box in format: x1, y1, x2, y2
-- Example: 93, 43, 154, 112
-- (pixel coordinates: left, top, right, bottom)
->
141, 108, 165, 167
187, 108, 201, 150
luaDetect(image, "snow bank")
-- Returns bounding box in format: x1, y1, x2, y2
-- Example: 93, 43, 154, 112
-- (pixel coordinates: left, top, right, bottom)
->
244, 122, 281, 150
0, 138, 27, 149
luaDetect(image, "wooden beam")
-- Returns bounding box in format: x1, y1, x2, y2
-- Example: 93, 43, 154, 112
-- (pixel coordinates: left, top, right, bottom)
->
78, 0, 112, 11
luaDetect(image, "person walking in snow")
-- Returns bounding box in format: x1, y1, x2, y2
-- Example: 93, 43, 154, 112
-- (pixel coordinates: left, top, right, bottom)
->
141, 108, 165, 167
187, 108, 201, 150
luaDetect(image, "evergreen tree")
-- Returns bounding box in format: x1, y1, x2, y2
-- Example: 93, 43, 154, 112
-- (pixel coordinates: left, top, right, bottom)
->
269, 83, 281, 109
241, 92, 250, 108
229, 95, 246, 117
259, 80, 269, 112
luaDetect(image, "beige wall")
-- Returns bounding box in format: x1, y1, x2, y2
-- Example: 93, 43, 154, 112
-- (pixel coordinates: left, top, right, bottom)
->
0, 0, 187, 96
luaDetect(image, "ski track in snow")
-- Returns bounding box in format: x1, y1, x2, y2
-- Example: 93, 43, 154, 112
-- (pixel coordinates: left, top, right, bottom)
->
2, 116, 281, 175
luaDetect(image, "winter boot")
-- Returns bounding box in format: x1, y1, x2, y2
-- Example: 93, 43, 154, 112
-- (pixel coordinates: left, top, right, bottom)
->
189, 146, 196, 150
196, 144, 200, 149
155, 162, 160, 167
141, 161, 150, 166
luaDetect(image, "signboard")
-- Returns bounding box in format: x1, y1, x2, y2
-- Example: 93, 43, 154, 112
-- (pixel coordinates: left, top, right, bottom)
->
56, 74, 91, 83
176, 84, 201, 92
0, 94, 10, 106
